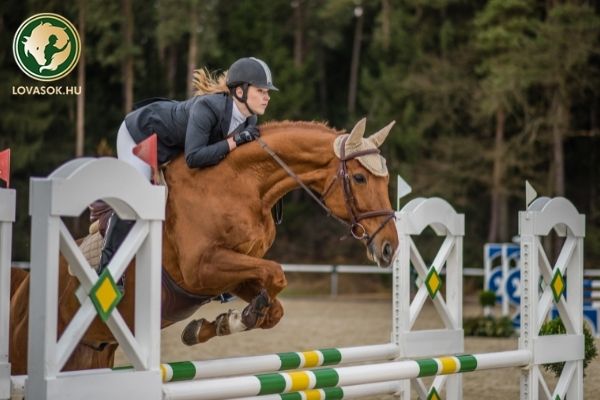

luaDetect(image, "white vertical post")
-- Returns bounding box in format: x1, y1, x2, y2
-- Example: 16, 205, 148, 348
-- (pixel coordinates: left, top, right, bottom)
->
0, 188, 16, 400
134, 218, 163, 369
519, 197, 585, 400
27, 184, 61, 397
566, 223, 584, 400
25, 158, 165, 400
518, 217, 538, 399
501, 244, 510, 316
394, 198, 464, 400
393, 210, 412, 399
483, 243, 492, 316
443, 225, 463, 399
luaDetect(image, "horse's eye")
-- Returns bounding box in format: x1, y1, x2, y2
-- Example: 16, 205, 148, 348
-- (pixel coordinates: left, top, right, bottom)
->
353, 174, 367, 184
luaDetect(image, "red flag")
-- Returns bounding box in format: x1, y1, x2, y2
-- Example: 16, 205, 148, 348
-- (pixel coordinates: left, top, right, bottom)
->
0, 148, 10, 188
132, 134, 158, 183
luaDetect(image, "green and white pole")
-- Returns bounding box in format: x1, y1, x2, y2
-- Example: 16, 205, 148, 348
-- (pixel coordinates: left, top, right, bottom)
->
162, 350, 530, 400
231, 381, 401, 400
158, 343, 398, 382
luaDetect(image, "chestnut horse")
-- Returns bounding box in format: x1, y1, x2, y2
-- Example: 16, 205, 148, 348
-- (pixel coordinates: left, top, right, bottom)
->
9, 118, 398, 373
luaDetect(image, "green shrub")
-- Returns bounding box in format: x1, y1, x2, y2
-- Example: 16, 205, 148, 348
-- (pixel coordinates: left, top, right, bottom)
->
479, 290, 497, 308
463, 316, 515, 337
539, 317, 598, 377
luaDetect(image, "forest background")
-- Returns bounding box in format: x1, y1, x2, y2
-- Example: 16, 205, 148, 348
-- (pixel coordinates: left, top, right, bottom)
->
1, 0, 599, 272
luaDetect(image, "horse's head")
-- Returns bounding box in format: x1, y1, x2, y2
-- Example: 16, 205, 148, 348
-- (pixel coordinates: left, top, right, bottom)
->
322, 118, 398, 268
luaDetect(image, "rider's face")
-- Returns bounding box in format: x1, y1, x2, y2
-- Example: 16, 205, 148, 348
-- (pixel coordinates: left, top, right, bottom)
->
236, 86, 270, 116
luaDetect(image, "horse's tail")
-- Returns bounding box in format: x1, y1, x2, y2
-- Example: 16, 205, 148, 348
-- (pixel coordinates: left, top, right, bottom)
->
10, 267, 29, 300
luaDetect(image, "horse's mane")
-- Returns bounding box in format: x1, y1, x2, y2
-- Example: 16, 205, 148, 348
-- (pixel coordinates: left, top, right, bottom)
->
259, 120, 345, 136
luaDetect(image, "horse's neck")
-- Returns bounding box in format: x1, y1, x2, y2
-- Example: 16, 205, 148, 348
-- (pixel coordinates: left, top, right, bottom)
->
238, 127, 338, 209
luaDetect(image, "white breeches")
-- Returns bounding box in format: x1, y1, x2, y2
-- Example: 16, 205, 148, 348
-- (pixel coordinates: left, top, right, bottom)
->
116, 121, 152, 181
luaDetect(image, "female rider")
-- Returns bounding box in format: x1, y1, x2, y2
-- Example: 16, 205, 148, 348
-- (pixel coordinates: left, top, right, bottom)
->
99, 57, 278, 276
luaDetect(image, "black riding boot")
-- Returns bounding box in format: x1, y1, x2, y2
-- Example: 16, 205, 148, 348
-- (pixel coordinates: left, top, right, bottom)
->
99, 213, 134, 290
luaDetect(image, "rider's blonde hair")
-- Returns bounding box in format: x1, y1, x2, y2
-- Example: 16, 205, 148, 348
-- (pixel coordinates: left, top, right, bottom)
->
193, 68, 230, 96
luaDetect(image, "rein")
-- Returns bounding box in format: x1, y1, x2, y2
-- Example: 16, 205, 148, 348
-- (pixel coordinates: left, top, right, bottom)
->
256, 136, 395, 246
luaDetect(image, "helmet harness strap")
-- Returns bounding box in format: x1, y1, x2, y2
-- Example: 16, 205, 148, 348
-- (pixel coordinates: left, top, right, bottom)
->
232, 83, 257, 116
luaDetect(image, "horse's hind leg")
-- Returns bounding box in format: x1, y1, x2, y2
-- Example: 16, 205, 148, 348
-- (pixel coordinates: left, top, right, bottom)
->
9, 273, 30, 375
63, 342, 119, 371
10, 267, 29, 300
180, 250, 287, 346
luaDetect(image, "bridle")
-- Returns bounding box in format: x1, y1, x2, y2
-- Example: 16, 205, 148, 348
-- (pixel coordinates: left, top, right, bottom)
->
256, 135, 396, 247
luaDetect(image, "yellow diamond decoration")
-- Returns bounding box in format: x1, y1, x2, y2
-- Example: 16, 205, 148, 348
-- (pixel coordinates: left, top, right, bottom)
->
425, 267, 442, 299
427, 387, 441, 400
90, 269, 123, 322
551, 269, 566, 303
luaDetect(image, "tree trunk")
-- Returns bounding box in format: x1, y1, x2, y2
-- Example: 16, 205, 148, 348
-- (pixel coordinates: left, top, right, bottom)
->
590, 94, 598, 214
381, 0, 390, 51
550, 90, 568, 260
76, 0, 85, 157
316, 44, 327, 116
167, 46, 177, 99
292, 0, 304, 68
551, 91, 566, 197
186, 1, 199, 97
122, 0, 134, 113
487, 107, 505, 243
348, 5, 364, 116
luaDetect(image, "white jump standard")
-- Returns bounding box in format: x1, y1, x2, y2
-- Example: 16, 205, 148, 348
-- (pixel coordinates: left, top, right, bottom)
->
25, 158, 166, 400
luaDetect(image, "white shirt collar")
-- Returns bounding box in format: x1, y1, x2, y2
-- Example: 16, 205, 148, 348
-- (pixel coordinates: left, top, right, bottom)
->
228, 101, 247, 134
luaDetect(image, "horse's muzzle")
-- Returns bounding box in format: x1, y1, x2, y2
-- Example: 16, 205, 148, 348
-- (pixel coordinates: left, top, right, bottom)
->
381, 241, 394, 265
369, 240, 395, 268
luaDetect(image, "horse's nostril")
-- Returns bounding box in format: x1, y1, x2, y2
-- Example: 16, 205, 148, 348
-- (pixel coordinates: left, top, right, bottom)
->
382, 241, 393, 262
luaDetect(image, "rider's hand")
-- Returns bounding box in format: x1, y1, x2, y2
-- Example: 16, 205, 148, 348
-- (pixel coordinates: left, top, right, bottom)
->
233, 129, 257, 147
244, 126, 260, 138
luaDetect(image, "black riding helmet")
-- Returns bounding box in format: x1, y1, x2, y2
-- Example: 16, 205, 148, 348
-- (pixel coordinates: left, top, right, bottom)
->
226, 57, 278, 115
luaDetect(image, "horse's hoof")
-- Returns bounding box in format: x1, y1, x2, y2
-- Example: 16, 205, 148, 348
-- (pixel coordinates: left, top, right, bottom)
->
181, 318, 204, 346
242, 289, 271, 328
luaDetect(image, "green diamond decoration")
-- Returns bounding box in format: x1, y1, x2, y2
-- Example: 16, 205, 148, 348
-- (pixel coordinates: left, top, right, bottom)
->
89, 269, 123, 322
425, 267, 442, 299
427, 387, 442, 400
555, 395, 562, 400
550, 269, 566, 303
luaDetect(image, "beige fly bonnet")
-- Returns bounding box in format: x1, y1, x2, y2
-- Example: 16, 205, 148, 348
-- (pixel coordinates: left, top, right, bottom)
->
333, 118, 395, 177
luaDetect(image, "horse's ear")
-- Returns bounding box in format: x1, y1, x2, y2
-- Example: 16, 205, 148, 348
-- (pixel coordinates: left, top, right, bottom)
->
347, 118, 367, 147
368, 121, 395, 148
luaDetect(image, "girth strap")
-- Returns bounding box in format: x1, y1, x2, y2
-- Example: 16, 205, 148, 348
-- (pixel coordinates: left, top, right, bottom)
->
161, 268, 214, 322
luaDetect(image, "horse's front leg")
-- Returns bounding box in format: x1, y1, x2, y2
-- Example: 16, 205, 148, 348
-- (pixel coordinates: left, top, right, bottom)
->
180, 249, 286, 346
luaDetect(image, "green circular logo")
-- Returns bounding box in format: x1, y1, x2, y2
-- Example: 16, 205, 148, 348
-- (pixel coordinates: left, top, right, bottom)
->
12, 13, 81, 82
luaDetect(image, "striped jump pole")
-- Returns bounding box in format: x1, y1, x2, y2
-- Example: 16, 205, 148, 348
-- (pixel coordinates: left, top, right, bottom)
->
159, 344, 398, 382
161, 350, 530, 400
231, 381, 402, 400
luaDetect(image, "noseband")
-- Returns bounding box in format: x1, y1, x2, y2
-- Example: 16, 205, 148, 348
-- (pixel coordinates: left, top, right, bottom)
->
257, 136, 396, 246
